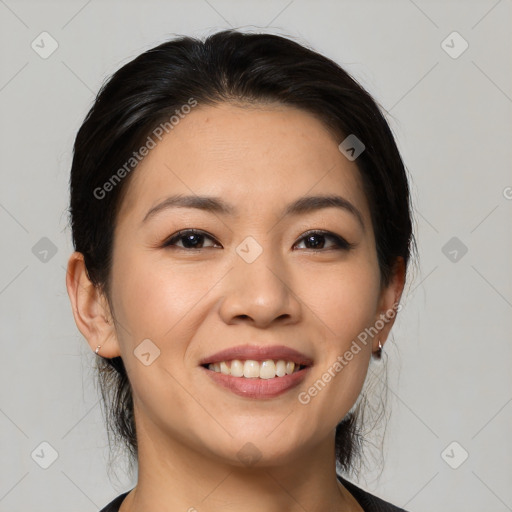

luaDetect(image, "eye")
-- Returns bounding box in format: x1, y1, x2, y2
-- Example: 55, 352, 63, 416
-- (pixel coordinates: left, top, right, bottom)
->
294, 230, 355, 251
162, 229, 354, 251
162, 229, 221, 250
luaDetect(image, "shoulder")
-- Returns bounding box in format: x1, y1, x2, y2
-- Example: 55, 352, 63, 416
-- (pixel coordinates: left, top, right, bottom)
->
337, 474, 410, 512
98, 489, 132, 512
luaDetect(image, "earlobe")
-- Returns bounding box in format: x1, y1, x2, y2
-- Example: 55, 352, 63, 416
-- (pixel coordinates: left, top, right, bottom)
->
65, 251, 122, 359
373, 257, 406, 352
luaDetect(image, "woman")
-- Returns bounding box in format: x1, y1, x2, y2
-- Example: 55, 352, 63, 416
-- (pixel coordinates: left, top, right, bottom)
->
66, 29, 416, 512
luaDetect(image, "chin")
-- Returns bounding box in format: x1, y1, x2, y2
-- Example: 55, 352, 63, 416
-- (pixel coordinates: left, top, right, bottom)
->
199, 427, 311, 469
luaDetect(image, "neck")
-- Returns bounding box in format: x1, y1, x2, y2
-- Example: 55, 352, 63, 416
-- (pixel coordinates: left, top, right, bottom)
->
119, 417, 362, 512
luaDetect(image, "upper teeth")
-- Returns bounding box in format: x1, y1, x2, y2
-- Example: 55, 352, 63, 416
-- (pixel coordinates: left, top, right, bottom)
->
207, 359, 300, 379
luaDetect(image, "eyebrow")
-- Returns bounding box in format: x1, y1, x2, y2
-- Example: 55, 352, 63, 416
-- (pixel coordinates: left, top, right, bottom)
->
142, 193, 365, 231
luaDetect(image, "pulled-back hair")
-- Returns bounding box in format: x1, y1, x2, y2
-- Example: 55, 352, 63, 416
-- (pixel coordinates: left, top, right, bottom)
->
67, 29, 416, 480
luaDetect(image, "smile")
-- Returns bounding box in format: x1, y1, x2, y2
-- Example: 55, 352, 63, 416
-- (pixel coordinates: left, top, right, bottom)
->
199, 344, 313, 398
204, 359, 305, 379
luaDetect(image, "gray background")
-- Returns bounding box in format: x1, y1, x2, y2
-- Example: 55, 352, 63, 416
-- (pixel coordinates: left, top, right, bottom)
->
1, 0, 511, 511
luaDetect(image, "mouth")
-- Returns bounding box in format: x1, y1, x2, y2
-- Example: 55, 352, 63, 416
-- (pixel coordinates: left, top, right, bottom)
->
199, 344, 313, 399
201, 359, 309, 379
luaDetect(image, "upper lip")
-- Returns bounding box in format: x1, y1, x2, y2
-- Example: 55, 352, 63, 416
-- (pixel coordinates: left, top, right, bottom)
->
199, 344, 314, 367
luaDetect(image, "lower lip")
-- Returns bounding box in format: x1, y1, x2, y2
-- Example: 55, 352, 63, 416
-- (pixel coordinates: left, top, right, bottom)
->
201, 366, 311, 399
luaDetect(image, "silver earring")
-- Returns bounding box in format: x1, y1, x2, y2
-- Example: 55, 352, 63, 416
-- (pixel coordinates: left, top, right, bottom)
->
373, 339, 383, 360
96, 316, 111, 355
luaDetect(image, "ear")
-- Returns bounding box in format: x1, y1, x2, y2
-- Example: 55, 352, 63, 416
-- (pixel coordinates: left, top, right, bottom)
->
65, 251, 122, 359
372, 256, 406, 354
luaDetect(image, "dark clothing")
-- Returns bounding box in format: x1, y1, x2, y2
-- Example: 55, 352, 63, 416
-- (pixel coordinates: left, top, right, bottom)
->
99, 474, 409, 511
338, 475, 409, 511
99, 490, 129, 512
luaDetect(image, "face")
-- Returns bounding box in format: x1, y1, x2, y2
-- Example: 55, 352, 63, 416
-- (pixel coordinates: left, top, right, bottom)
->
73, 102, 403, 467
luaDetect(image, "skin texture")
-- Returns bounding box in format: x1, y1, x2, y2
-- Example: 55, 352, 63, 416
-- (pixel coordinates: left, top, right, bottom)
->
66, 102, 405, 512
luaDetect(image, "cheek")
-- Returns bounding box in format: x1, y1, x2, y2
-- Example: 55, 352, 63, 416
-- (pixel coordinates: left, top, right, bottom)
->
295, 260, 380, 428
305, 257, 381, 344
109, 252, 218, 431
111, 248, 214, 342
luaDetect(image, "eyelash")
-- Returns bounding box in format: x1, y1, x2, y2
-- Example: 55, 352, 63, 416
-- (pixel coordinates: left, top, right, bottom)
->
162, 229, 355, 252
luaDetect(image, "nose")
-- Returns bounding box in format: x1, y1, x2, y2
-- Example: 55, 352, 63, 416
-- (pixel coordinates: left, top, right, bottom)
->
218, 244, 302, 329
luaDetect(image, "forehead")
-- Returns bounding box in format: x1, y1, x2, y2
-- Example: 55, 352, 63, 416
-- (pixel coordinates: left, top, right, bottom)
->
117, 102, 371, 227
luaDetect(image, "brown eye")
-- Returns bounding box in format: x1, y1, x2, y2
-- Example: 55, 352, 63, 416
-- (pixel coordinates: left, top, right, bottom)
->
294, 230, 355, 251
163, 229, 220, 250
